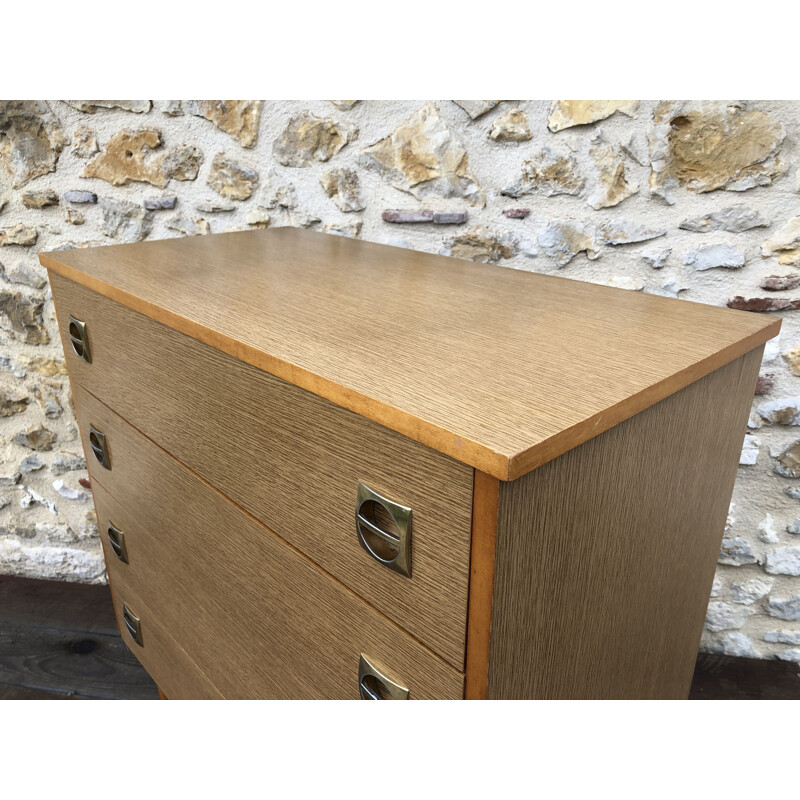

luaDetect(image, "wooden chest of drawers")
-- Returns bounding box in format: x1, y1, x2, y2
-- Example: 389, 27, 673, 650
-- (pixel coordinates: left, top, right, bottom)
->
41, 227, 778, 699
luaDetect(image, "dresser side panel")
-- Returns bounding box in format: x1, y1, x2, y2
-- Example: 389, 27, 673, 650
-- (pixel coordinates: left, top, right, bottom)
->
487, 347, 763, 699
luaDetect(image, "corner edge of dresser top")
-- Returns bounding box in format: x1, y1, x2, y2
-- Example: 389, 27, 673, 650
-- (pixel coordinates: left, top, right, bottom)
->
39, 230, 782, 482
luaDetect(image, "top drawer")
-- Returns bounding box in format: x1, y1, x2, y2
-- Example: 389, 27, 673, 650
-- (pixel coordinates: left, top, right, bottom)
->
51, 272, 474, 668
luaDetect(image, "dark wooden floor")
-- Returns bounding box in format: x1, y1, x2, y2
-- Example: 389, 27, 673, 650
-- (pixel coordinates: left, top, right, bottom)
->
0, 575, 158, 699
690, 652, 800, 700
0, 574, 798, 700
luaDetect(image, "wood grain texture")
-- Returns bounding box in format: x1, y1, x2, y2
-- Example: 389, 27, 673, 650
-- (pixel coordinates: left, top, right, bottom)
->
0, 684, 82, 700
487, 347, 763, 699
464, 470, 499, 700
107, 583, 225, 700
88, 427, 465, 699
56, 284, 473, 670
0, 575, 159, 699
0, 621, 159, 700
41, 228, 779, 480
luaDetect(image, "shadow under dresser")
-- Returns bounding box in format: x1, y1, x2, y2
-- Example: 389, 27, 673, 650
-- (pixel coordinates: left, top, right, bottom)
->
40, 227, 779, 699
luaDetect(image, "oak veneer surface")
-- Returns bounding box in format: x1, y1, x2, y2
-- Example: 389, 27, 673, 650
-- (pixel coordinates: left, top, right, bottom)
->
40, 228, 778, 480
108, 584, 225, 700
486, 348, 763, 699
87, 425, 464, 699
58, 285, 473, 669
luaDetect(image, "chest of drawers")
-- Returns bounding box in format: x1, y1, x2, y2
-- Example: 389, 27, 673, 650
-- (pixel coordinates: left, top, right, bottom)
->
41, 227, 778, 699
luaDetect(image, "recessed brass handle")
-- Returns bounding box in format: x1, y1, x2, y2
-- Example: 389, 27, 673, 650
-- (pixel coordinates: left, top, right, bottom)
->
68, 315, 91, 363
122, 604, 142, 646
355, 482, 412, 578
88, 424, 110, 469
358, 654, 409, 700
107, 522, 128, 564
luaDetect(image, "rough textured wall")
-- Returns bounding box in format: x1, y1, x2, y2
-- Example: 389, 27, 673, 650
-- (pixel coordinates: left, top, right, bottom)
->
1, 100, 799, 661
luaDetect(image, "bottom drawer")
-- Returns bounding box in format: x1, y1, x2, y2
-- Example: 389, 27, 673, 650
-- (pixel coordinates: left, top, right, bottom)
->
87, 399, 464, 699
108, 579, 224, 700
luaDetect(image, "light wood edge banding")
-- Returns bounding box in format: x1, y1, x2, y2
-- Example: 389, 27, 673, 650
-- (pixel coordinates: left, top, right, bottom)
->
464, 470, 500, 700
41, 258, 779, 482
506, 335, 775, 479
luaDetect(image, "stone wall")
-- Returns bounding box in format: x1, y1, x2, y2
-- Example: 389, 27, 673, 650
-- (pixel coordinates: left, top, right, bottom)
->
1, 100, 799, 661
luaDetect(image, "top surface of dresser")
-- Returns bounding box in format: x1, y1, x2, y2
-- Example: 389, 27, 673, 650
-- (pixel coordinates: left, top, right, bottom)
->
40, 227, 778, 480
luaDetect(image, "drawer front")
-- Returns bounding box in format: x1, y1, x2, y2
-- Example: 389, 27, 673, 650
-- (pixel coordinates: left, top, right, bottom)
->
88, 413, 465, 699
52, 272, 473, 669
107, 580, 224, 700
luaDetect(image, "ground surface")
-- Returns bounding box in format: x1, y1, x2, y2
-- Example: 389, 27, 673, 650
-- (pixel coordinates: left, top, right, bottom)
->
0, 575, 158, 699
0, 575, 797, 700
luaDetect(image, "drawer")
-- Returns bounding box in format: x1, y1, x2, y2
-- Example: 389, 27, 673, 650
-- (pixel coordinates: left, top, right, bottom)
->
52, 272, 473, 669
108, 580, 224, 699
89, 413, 465, 699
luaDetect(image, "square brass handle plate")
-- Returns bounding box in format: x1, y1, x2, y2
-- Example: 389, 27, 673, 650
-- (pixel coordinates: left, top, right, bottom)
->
355, 481, 412, 578
88, 424, 110, 469
68, 315, 91, 363
107, 522, 128, 564
358, 654, 409, 700
122, 604, 142, 646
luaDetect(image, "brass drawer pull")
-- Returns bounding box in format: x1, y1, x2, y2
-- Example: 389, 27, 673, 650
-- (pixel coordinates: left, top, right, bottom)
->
68, 315, 91, 363
107, 522, 128, 564
355, 481, 412, 578
88, 424, 110, 469
122, 604, 142, 646
358, 654, 409, 700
